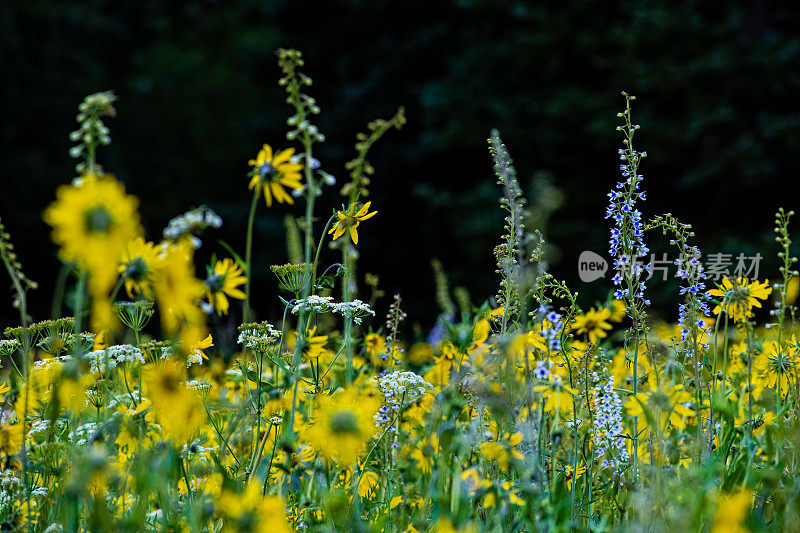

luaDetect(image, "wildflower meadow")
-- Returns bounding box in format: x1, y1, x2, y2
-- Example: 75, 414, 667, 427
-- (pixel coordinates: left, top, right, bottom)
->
3, 48, 800, 532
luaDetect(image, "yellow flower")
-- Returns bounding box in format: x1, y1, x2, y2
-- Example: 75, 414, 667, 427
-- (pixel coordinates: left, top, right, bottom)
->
328, 201, 378, 245
0, 422, 23, 456
43, 172, 143, 329
187, 333, 214, 361
57, 373, 95, 413
727, 341, 748, 374
365, 333, 386, 356
143, 359, 203, 443
535, 376, 578, 413
608, 299, 627, 322
407, 343, 434, 365
303, 326, 329, 360
707, 277, 772, 323
357, 470, 380, 498
0, 381, 9, 402
786, 275, 799, 305
248, 144, 303, 207
625, 382, 695, 432
433, 519, 479, 533
204, 258, 247, 315
152, 241, 205, 333
565, 463, 586, 491
711, 490, 752, 533
754, 338, 798, 396
480, 431, 524, 471
571, 307, 613, 344
301, 387, 380, 465
119, 237, 159, 297
217, 482, 291, 533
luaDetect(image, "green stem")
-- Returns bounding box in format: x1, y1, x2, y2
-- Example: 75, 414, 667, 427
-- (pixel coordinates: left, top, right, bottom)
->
243, 189, 260, 323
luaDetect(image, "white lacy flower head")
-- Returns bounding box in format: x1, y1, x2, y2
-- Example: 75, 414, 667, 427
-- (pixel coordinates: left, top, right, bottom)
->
374, 371, 433, 405
162, 206, 223, 248
291, 295, 335, 315
291, 296, 375, 324
0, 338, 21, 357
186, 379, 212, 396
88, 344, 145, 373
69, 422, 101, 446
238, 321, 281, 348
0, 470, 24, 515
186, 351, 201, 367
333, 299, 375, 324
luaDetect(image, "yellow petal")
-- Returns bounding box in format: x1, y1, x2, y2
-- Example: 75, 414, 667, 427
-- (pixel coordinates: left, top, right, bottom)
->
261, 144, 273, 162
273, 147, 295, 166
359, 210, 378, 221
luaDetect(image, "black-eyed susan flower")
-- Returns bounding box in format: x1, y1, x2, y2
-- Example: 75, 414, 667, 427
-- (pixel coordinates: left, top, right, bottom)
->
216, 481, 291, 533
328, 201, 377, 245
754, 338, 799, 396
564, 463, 586, 491
707, 276, 772, 323
302, 326, 329, 360
535, 376, 578, 413
44, 173, 142, 284
301, 387, 380, 466
0, 421, 23, 456
711, 490, 752, 533
570, 307, 614, 344
624, 382, 694, 433
364, 332, 386, 357
204, 258, 247, 315
44, 172, 144, 329
248, 144, 303, 207
119, 237, 159, 297
143, 359, 203, 443
480, 431, 524, 471
152, 241, 205, 333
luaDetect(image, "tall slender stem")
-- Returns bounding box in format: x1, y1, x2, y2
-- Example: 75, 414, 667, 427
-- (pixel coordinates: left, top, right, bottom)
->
243, 189, 260, 323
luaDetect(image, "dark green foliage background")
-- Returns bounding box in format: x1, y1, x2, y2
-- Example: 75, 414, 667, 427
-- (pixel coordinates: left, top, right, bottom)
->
1, 0, 798, 330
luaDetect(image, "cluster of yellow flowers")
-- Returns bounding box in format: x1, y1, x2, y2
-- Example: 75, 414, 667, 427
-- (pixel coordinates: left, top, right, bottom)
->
2, 63, 799, 532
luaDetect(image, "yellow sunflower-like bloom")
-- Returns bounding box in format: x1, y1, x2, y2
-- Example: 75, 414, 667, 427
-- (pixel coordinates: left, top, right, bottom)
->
143, 359, 203, 443
711, 490, 752, 533
608, 299, 627, 322
0, 421, 23, 456
216, 482, 291, 533
624, 382, 695, 433
570, 307, 614, 344
328, 201, 378, 245
301, 387, 380, 466
535, 376, 578, 413
754, 338, 799, 396
204, 258, 247, 315
565, 463, 586, 491
303, 326, 329, 360
119, 237, 159, 297
480, 431, 524, 471
152, 241, 205, 334
707, 276, 772, 323
248, 144, 303, 207
44, 172, 143, 329
364, 333, 386, 356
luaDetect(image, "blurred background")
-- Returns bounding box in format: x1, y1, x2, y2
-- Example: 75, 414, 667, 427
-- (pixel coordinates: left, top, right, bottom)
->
1, 0, 798, 332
